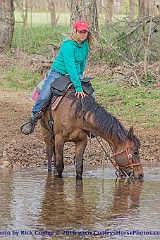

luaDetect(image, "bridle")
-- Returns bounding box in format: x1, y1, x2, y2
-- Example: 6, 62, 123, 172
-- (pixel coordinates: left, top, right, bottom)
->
112, 141, 142, 169
80, 99, 142, 178
91, 135, 142, 178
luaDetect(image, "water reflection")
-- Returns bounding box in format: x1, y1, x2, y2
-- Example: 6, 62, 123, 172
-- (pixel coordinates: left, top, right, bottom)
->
39, 174, 144, 232
0, 166, 159, 240
39, 175, 96, 229
0, 170, 13, 228
109, 179, 144, 218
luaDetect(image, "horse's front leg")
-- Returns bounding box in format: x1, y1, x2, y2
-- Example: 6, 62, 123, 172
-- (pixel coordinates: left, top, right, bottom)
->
75, 137, 87, 180
54, 134, 64, 178
49, 138, 56, 172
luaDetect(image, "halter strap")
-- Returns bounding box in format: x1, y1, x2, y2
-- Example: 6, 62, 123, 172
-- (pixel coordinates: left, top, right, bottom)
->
112, 141, 142, 169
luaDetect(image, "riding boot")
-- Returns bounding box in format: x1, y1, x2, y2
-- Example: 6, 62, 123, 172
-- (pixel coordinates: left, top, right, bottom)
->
20, 111, 42, 135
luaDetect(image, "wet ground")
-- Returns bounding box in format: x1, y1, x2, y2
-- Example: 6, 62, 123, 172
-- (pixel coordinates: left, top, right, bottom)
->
0, 164, 160, 240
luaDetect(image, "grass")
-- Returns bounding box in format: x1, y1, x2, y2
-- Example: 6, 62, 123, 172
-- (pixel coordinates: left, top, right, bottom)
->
92, 77, 160, 128
15, 12, 70, 26
12, 25, 69, 55
1, 67, 41, 91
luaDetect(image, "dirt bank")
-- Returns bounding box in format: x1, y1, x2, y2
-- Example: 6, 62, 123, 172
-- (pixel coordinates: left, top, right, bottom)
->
0, 89, 159, 169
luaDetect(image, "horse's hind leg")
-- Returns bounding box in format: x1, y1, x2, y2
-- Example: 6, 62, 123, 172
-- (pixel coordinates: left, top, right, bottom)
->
41, 125, 55, 172
75, 138, 87, 180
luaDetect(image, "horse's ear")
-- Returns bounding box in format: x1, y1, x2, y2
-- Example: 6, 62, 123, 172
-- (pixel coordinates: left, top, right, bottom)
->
128, 126, 134, 141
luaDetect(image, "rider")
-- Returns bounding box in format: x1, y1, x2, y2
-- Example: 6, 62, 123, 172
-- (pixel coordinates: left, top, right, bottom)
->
21, 20, 96, 135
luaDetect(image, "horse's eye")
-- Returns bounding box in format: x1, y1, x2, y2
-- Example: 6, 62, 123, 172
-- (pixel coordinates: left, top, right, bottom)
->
134, 151, 138, 155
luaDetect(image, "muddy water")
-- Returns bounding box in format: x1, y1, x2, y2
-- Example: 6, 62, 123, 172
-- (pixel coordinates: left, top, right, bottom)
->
0, 165, 160, 240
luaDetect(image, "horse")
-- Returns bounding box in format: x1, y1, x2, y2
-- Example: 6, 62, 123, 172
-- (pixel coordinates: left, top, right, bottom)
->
41, 87, 144, 180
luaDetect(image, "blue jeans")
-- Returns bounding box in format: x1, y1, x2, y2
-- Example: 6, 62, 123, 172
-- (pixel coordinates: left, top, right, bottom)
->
32, 70, 63, 116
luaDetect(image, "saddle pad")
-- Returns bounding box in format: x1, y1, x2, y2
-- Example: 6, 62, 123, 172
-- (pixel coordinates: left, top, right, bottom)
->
31, 78, 46, 102
31, 88, 40, 102
51, 96, 63, 110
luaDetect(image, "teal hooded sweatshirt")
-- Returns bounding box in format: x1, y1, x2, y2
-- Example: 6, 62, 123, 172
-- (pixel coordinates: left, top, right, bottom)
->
51, 39, 89, 92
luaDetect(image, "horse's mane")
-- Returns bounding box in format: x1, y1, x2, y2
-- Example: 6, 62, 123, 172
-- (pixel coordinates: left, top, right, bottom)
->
67, 90, 140, 147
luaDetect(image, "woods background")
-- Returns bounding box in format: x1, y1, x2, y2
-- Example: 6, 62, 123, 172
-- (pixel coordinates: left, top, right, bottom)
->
0, 0, 160, 80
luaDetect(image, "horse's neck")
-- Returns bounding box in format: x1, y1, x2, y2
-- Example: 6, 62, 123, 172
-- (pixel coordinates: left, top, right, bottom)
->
85, 117, 123, 151
98, 131, 122, 151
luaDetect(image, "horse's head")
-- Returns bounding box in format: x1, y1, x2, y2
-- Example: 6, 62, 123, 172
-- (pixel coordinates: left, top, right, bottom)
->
113, 127, 144, 179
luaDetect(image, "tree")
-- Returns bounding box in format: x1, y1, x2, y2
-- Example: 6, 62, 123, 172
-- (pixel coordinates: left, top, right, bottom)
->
47, 0, 57, 27
70, 0, 99, 38
14, 0, 28, 28
138, 0, 149, 19
129, 0, 135, 21
106, 0, 113, 23
23, 0, 28, 28
141, 0, 151, 77
155, 3, 160, 16
0, 0, 15, 49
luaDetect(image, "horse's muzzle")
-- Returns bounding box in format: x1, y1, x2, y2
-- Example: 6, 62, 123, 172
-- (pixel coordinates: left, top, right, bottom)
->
119, 169, 144, 180
133, 171, 144, 179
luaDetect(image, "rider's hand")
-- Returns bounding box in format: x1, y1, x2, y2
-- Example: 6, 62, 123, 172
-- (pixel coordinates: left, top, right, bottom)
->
75, 91, 86, 98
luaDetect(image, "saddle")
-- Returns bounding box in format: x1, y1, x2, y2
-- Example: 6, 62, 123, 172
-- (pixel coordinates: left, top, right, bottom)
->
31, 75, 94, 110
50, 75, 94, 110
50, 75, 94, 96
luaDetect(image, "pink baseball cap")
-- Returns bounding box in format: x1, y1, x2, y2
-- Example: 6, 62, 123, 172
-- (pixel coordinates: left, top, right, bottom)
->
73, 20, 89, 32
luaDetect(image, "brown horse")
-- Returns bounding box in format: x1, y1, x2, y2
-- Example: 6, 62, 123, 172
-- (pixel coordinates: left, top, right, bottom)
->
41, 87, 144, 180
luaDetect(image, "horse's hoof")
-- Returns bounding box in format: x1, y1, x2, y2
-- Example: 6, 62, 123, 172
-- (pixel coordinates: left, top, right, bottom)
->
76, 174, 82, 180
54, 173, 62, 178
48, 168, 52, 173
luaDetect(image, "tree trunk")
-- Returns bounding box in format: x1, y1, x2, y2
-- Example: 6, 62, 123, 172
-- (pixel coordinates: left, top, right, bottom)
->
141, 0, 150, 77
138, 0, 143, 19
138, 0, 150, 19
70, 0, 99, 39
106, 0, 113, 23
0, 0, 15, 49
24, 0, 28, 28
129, 0, 135, 21
48, 0, 56, 27
155, 4, 160, 16
70, 0, 83, 25
145, 0, 150, 17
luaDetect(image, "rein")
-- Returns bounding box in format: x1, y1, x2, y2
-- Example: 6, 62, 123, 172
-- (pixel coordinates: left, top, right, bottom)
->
94, 137, 123, 177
